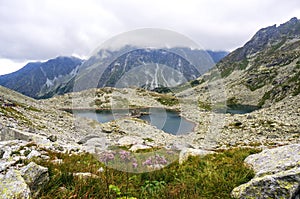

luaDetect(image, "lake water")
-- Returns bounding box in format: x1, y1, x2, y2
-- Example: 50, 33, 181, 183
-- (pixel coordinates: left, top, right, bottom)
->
225, 104, 259, 114
74, 108, 195, 135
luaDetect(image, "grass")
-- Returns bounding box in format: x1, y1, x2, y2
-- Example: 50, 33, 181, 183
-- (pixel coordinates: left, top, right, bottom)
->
149, 93, 179, 106
198, 101, 212, 111
0, 106, 32, 126
26, 147, 259, 199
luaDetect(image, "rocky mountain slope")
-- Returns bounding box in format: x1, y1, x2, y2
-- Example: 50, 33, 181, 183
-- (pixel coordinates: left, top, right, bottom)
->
179, 18, 300, 110
0, 56, 83, 99
211, 17, 300, 107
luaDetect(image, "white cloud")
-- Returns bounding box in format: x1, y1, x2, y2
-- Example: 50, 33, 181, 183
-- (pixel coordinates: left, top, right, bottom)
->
0, 0, 300, 74
0, 58, 33, 75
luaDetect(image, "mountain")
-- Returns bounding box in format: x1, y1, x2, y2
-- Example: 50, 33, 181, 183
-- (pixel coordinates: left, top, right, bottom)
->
0, 48, 227, 99
71, 46, 227, 93
0, 56, 83, 99
189, 17, 300, 108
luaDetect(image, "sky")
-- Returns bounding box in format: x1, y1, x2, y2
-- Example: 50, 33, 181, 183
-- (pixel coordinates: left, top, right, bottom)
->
0, 0, 300, 75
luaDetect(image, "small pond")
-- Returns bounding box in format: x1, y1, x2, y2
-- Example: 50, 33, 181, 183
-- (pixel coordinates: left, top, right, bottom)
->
74, 108, 195, 135
225, 104, 260, 114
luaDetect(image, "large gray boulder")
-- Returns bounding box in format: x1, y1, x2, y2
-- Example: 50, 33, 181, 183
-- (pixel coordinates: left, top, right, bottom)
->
245, 144, 300, 177
232, 144, 300, 199
21, 162, 49, 196
0, 169, 31, 199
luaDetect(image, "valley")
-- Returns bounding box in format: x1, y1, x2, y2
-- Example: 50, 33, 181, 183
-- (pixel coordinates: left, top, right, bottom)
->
0, 17, 300, 198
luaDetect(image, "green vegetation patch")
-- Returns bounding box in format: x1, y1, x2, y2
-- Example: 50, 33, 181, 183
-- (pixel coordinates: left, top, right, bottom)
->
28, 147, 259, 199
150, 93, 179, 106
198, 100, 212, 111
0, 106, 32, 126
220, 59, 249, 78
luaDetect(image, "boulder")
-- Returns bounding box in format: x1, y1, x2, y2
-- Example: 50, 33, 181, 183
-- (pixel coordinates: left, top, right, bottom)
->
77, 134, 100, 144
26, 150, 41, 159
0, 169, 31, 199
245, 144, 300, 177
179, 148, 215, 164
117, 136, 144, 146
231, 144, 300, 199
21, 162, 49, 196
232, 167, 300, 199
83, 137, 109, 153
129, 144, 151, 152
47, 135, 57, 142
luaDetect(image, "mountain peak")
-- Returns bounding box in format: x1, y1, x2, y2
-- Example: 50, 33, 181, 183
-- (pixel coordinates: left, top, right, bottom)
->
220, 17, 300, 63
284, 17, 299, 25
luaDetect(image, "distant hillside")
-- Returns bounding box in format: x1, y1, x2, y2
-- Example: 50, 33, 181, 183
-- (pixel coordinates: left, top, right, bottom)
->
0, 56, 83, 99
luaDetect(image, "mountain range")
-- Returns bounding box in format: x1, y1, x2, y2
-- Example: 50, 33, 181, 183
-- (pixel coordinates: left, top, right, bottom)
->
0, 17, 299, 107
0, 49, 227, 99
0, 56, 83, 99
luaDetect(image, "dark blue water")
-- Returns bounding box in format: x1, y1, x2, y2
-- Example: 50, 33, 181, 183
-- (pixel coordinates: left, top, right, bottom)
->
74, 108, 195, 135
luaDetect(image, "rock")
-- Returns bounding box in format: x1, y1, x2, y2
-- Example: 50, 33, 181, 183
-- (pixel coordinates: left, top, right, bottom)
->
28, 127, 36, 133
246, 115, 255, 119
21, 162, 49, 195
77, 134, 100, 144
97, 167, 104, 172
231, 144, 300, 199
0, 169, 31, 199
27, 150, 41, 159
83, 137, 109, 153
232, 167, 300, 199
73, 172, 99, 179
0, 159, 21, 173
101, 123, 115, 133
129, 144, 151, 152
117, 136, 144, 146
179, 148, 215, 164
167, 141, 193, 151
47, 135, 57, 142
40, 155, 50, 160
245, 144, 300, 177
51, 159, 63, 164
0, 149, 4, 158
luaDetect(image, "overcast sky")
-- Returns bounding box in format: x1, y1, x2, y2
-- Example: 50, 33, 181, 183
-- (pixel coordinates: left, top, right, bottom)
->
0, 0, 300, 75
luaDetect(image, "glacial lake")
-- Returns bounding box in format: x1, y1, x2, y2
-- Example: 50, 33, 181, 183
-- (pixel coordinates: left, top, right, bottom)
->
74, 108, 195, 135
225, 104, 259, 114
